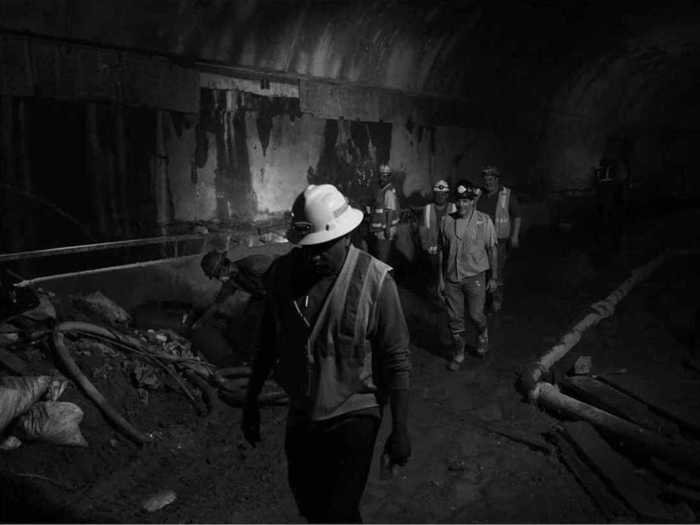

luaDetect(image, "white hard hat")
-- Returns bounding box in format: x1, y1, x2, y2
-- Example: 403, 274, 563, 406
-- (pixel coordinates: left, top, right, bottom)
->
287, 184, 364, 246
378, 163, 392, 175
432, 179, 450, 192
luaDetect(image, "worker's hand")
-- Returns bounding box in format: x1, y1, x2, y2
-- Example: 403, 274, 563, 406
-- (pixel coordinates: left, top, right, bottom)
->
181, 310, 199, 331
510, 235, 520, 249
437, 280, 446, 302
487, 278, 498, 293
384, 429, 411, 466
241, 402, 261, 447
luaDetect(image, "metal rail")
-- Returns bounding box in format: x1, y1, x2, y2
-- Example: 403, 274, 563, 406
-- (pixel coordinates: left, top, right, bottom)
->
0, 233, 212, 262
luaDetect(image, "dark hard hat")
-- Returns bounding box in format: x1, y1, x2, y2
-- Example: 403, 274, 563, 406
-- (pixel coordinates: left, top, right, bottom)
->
454, 179, 482, 200
201, 250, 227, 279
481, 166, 501, 178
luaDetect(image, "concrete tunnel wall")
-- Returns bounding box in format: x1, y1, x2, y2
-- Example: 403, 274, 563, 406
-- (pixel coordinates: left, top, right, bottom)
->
165, 107, 485, 222
2, 1, 700, 259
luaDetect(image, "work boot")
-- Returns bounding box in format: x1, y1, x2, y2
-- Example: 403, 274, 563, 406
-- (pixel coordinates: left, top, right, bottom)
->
448, 333, 466, 371
475, 328, 489, 357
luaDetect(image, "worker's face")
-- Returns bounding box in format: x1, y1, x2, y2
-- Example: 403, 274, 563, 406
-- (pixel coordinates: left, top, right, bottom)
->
456, 197, 476, 217
483, 174, 499, 194
378, 170, 391, 187
208, 259, 231, 281
434, 190, 448, 205
301, 235, 350, 276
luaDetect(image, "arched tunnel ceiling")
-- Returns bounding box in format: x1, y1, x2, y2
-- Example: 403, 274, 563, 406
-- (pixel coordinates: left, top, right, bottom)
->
1, 0, 700, 113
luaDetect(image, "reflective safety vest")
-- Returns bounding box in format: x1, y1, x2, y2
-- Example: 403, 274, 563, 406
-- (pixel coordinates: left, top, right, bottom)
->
267, 245, 392, 420
495, 186, 511, 239
369, 183, 400, 238
419, 202, 456, 252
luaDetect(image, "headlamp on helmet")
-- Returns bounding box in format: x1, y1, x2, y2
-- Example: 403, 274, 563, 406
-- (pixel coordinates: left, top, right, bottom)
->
481, 166, 500, 178
454, 180, 481, 201
432, 179, 450, 192
378, 164, 392, 175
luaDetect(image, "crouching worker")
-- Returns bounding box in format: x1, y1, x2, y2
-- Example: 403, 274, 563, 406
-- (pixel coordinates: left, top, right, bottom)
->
186, 250, 272, 329
242, 184, 412, 523
438, 180, 498, 369
184, 251, 273, 365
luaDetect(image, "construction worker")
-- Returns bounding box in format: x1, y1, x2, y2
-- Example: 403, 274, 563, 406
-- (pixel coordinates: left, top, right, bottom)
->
242, 184, 411, 523
593, 154, 628, 254
182, 251, 273, 365
418, 179, 455, 298
439, 180, 498, 369
368, 163, 400, 263
185, 250, 272, 330
477, 166, 521, 312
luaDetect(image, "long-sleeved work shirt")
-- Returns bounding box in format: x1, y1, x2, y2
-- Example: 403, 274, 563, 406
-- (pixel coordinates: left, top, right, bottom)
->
258, 247, 410, 421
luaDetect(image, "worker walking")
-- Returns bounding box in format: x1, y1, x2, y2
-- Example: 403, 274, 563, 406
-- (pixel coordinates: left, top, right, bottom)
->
368, 163, 400, 263
418, 179, 455, 299
477, 166, 521, 313
439, 180, 498, 369
242, 184, 411, 523
593, 155, 628, 255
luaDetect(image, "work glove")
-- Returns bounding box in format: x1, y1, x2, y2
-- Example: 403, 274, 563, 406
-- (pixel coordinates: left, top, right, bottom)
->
384, 429, 411, 466
241, 403, 261, 447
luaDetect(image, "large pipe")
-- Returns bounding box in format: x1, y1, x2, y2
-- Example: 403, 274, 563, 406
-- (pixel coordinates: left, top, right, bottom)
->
535, 382, 700, 473
519, 251, 672, 399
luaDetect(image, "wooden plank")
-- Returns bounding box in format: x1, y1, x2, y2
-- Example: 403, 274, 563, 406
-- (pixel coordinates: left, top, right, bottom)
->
560, 375, 679, 436
551, 432, 633, 522
662, 483, 700, 506
598, 374, 700, 435
650, 457, 700, 491
563, 421, 679, 522
537, 383, 700, 474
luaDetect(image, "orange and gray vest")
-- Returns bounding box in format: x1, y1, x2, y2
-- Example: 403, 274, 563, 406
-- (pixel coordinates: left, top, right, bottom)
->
418, 202, 456, 252
369, 183, 400, 238
495, 186, 511, 239
267, 245, 392, 420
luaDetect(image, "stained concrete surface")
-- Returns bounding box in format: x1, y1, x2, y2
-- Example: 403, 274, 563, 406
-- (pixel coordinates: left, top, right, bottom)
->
2, 209, 700, 523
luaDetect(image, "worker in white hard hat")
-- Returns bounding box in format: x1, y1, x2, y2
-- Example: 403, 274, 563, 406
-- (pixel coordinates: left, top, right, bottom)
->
418, 179, 456, 299
242, 184, 411, 523
368, 163, 400, 263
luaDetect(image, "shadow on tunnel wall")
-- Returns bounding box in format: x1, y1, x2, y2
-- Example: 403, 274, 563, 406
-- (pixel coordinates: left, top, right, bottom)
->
308, 118, 392, 210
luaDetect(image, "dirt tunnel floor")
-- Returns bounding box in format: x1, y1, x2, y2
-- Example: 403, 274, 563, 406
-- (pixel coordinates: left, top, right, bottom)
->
2, 211, 700, 523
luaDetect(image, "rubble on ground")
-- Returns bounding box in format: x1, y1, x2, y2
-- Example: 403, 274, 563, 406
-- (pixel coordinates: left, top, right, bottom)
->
0, 284, 284, 517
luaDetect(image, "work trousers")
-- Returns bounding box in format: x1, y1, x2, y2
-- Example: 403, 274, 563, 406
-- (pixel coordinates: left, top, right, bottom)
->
285, 413, 381, 524
423, 252, 441, 298
443, 272, 488, 340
